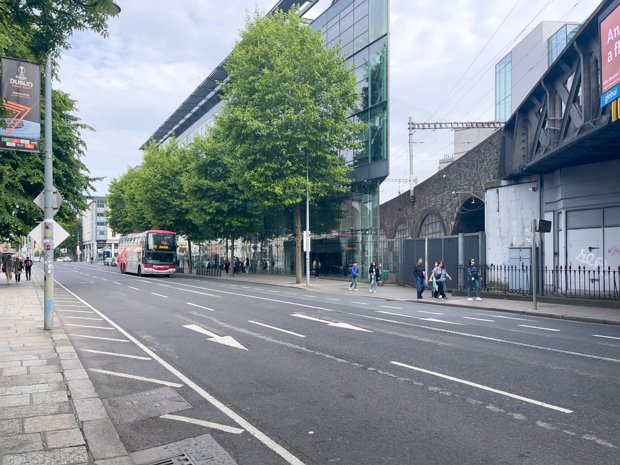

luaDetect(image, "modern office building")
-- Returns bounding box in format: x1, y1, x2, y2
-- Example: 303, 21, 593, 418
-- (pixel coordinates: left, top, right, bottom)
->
495, 21, 579, 121
144, 0, 389, 276
80, 196, 118, 261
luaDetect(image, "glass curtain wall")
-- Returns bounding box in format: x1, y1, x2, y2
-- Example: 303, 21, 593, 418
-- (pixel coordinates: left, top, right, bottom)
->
495, 53, 512, 122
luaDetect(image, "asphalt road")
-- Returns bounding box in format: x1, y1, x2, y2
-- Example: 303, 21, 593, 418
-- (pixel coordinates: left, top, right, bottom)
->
49, 262, 620, 465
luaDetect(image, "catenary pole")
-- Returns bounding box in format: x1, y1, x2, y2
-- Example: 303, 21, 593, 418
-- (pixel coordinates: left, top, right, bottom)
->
43, 54, 54, 330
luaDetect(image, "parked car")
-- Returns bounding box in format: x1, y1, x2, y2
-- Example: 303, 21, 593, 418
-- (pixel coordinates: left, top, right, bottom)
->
63, 256, 72, 262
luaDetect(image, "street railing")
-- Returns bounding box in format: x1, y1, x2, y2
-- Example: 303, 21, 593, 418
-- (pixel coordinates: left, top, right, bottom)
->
457, 264, 620, 300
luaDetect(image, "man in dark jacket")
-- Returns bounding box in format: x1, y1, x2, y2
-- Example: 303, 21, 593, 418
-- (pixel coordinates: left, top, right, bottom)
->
413, 257, 426, 299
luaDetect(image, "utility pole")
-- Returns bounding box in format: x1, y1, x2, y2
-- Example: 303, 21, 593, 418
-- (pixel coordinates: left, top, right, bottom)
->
43, 55, 54, 330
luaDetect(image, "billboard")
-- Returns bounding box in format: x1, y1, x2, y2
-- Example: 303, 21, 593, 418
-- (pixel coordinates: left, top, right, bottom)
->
0, 57, 41, 152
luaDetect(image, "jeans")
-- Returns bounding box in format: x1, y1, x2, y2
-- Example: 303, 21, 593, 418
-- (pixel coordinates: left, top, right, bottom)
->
467, 277, 480, 298
416, 277, 426, 297
350, 276, 358, 289
370, 276, 377, 292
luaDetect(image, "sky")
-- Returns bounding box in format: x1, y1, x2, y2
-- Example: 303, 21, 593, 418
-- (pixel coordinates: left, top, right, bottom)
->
58, 0, 602, 201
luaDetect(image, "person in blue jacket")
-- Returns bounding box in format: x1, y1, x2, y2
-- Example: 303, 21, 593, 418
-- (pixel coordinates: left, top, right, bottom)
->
349, 261, 359, 291
467, 258, 482, 301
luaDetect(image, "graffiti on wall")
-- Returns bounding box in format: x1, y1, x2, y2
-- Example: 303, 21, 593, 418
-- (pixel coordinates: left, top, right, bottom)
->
575, 248, 608, 268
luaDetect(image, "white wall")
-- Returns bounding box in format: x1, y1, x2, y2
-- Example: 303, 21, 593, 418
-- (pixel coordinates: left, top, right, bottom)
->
485, 182, 540, 265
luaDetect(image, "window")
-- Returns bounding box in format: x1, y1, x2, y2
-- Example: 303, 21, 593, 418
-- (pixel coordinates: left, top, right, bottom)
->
548, 24, 580, 65
495, 53, 512, 122
395, 223, 409, 239
419, 213, 444, 238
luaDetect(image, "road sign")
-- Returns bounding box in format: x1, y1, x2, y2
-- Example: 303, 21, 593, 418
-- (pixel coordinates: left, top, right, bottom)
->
33, 187, 63, 215
28, 220, 70, 248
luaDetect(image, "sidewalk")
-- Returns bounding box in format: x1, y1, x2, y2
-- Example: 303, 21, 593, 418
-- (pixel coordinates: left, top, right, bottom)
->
180, 271, 620, 326
0, 271, 132, 465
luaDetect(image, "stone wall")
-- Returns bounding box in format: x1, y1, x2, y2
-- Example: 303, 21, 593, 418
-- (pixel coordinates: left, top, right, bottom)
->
380, 129, 502, 239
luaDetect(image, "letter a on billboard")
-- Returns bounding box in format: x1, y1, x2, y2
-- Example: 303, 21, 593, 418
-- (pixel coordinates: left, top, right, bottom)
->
1, 57, 41, 152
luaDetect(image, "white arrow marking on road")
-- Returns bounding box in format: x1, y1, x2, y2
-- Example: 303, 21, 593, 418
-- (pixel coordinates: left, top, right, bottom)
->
161, 414, 244, 435
291, 313, 372, 332
183, 324, 248, 350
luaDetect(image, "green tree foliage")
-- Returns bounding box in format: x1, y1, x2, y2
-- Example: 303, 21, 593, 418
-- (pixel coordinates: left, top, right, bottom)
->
184, 129, 262, 267
106, 167, 150, 235
0, 0, 117, 60
218, 9, 363, 282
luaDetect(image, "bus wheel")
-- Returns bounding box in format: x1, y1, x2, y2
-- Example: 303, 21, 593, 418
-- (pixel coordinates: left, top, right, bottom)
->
137, 266, 142, 277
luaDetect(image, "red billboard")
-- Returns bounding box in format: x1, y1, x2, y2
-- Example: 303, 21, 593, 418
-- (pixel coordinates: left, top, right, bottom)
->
1, 57, 41, 152
600, 2, 620, 94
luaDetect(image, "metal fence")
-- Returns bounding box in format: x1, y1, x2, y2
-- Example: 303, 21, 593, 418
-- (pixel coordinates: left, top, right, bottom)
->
459, 264, 620, 300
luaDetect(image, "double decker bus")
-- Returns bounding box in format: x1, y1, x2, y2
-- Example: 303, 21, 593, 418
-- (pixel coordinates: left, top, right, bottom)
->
117, 230, 177, 276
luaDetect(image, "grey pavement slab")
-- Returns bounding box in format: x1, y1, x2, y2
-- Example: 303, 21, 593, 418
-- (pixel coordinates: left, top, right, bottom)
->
0, 418, 21, 436
0, 445, 89, 465
0, 432, 44, 454
43, 428, 85, 449
73, 397, 109, 421
83, 419, 129, 460
0, 401, 72, 420
67, 379, 98, 400
23, 413, 78, 433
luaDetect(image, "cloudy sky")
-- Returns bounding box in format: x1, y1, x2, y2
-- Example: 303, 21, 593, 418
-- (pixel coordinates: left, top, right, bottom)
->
58, 0, 601, 201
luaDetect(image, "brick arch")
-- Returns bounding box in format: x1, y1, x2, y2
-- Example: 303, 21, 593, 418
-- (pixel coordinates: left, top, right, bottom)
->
415, 208, 447, 238
451, 194, 485, 235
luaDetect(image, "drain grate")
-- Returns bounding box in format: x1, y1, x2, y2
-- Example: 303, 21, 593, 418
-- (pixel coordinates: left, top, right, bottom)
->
149, 453, 195, 465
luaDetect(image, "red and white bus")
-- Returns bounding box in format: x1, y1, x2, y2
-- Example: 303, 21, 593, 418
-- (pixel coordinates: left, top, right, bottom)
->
117, 230, 177, 276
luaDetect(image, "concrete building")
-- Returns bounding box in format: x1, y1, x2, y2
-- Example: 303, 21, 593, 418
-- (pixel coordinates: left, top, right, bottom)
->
80, 197, 118, 262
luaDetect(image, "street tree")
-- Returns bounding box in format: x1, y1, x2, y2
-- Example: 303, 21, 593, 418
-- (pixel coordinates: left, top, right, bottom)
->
184, 129, 262, 273
106, 167, 150, 235
219, 9, 363, 283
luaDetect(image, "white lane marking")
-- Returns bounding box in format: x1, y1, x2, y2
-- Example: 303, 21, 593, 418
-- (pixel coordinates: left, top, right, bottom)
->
476, 313, 533, 321
56, 310, 92, 314
102, 278, 108, 281
302, 295, 314, 298
138, 279, 150, 284
463, 317, 495, 323
377, 310, 465, 326
160, 414, 244, 435
56, 283, 307, 465
326, 298, 340, 302
128, 286, 141, 291
79, 349, 151, 360
183, 324, 248, 350
519, 325, 560, 332
113, 281, 122, 285
64, 316, 103, 321
390, 361, 573, 414
291, 313, 372, 332
382, 305, 403, 310
249, 321, 306, 338
88, 368, 183, 388
55, 304, 87, 307
350, 312, 620, 363
65, 323, 115, 330
593, 334, 620, 341
186, 302, 215, 312
418, 310, 444, 315
151, 292, 168, 298
351, 301, 369, 305
70, 334, 129, 343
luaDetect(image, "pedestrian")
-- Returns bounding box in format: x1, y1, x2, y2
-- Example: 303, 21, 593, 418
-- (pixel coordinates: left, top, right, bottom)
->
429, 261, 440, 298
435, 260, 452, 299
413, 257, 426, 299
244, 257, 250, 274
369, 261, 378, 293
314, 259, 321, 280
467, 258, 482, 301
2, 254, 13, 283
14, 256, 23, 283
224, 258, 230, 275
349, 261, 359, 291
24, 256, 33, 281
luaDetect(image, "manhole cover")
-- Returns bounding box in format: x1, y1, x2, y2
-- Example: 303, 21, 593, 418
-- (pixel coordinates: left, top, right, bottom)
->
103, 386, 191, 424
149, 453, 195, 465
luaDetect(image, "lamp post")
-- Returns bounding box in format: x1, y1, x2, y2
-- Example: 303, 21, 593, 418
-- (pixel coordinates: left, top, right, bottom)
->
305, 156, 310, 287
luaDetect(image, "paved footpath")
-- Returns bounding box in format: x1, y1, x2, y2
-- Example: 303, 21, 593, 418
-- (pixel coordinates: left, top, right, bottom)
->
0, 269, 131, 465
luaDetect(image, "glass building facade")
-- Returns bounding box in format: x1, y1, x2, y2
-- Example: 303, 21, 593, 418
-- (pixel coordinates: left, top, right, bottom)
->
495, 53, 512, 122
548, 23, 579, 65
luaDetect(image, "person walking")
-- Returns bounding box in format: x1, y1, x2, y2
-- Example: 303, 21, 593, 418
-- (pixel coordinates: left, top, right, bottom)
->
429, 261, 440, 298
467, 258, 482, 301
314, 259, 321, 280
349, 261, 359, 291
23, 257, 33, 281
413, 257, 426, 299
14, 256, 23, 283
436, 260, 452, 299
369, 261, 378, 293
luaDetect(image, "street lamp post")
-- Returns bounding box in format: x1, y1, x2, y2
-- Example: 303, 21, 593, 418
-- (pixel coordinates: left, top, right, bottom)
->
305, 161, 310, 287
43, 54, 54, 330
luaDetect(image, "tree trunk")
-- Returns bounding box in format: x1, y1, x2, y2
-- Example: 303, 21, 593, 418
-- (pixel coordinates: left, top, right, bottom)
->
187, 239, 193, 274
295, 204, 302, 284
229, 237, 235, 278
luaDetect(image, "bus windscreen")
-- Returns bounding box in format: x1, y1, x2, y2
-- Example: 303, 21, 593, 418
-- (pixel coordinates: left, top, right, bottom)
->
148, 233, 176, 251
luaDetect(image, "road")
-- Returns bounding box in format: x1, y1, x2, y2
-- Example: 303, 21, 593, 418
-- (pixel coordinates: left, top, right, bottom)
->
49, 262, 620, 465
